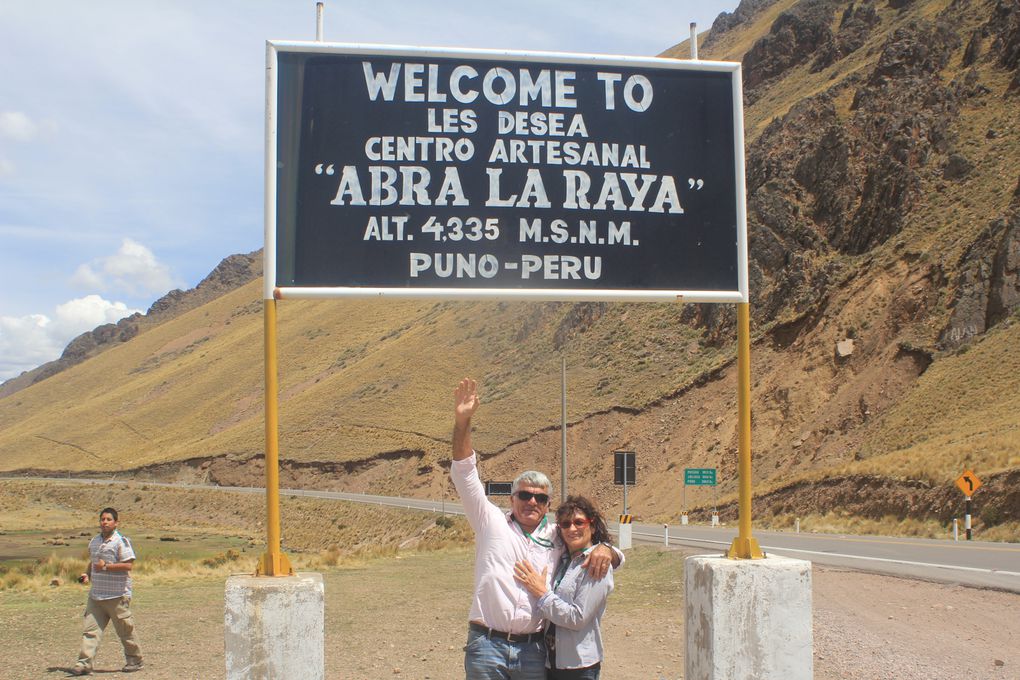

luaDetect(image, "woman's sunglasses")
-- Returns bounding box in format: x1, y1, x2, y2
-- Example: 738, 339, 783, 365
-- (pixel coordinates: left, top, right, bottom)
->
515, 491, 550, 504
557, 518, 591, 530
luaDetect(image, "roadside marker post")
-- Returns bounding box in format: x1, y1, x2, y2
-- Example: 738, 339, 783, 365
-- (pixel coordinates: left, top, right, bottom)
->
954, 470, 982, 541
618, 514, 634, 550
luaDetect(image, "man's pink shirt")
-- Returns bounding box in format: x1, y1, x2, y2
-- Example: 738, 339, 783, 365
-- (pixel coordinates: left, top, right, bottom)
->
451, 453, 625, 635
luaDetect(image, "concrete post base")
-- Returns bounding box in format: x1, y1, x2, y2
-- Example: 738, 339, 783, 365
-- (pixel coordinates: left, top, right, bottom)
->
617, 523, 633, 549
225, 572, 324, 680
685, 554, 812, 680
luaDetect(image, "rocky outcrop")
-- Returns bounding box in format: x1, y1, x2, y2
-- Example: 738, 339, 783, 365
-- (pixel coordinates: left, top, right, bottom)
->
988, 0, 1020, 91
712, 470, 1020, 526
743, 18, 964, 321
940, 213, 1020, 349
60, 315, 142, 362
742, 0, 842, 93
706, 0, 782, 42
812, 1, 882, 71
847, 21, 963, 252
989, 0, 1020, 70
147, 251, 263, 320
553, 303, 607, 349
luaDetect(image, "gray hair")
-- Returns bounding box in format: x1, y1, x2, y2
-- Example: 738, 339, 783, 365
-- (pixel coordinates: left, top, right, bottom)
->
512, 470, 552, 495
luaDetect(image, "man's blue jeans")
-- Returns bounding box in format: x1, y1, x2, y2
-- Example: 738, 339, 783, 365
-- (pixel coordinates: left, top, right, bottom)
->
464, 627, 547, 680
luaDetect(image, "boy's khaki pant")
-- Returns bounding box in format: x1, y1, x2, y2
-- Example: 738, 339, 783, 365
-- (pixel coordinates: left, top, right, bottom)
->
76, 596, 142, 670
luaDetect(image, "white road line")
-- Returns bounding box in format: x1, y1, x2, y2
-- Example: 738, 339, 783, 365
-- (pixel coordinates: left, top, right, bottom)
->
638, 532, 1020, 578
763, 545, 1020, 577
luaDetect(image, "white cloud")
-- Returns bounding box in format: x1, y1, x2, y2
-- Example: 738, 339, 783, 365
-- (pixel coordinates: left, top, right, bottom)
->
51, 295, 139, 338
71, 263, 104, 290
70, 238, 178, 297
0, 111, 37, 142
0, 295, 141, 382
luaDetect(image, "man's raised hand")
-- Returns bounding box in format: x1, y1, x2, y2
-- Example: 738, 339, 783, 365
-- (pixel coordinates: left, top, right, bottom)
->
454, 378, 480, 425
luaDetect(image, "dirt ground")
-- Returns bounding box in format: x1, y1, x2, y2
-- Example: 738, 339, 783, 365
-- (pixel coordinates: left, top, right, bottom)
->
2, 545, 1019, 680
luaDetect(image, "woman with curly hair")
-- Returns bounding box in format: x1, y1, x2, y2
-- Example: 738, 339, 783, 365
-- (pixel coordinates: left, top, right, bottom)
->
513, 495, 615, 679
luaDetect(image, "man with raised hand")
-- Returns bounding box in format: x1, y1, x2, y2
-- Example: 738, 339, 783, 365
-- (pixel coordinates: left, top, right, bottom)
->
71, 507, 144, 676
452, 377, 621, 680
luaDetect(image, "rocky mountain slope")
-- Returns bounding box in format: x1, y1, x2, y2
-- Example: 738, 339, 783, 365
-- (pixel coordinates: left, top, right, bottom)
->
1, 0, 1018, 536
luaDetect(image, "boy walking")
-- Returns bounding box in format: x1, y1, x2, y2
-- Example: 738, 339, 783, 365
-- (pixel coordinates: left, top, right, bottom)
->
71, 507, 144, 675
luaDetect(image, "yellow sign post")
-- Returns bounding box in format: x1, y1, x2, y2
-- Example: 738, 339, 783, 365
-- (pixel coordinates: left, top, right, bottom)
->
727, 303, 764, 559
257, 298, 293, 576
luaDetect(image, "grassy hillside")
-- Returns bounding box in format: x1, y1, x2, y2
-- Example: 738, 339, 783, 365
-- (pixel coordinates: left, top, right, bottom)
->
0, 282, 728, 471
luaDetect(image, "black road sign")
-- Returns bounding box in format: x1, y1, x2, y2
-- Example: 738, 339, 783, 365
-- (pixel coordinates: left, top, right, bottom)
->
613, 450, 636, 485
485, 481, 513, 496
267, 42, 747, 302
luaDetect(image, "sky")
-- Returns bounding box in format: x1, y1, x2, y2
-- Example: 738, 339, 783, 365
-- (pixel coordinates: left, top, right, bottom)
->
0, 0, 739, 383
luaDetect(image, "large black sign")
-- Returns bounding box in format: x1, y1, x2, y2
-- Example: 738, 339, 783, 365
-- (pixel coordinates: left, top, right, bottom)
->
268, 43, 747, 301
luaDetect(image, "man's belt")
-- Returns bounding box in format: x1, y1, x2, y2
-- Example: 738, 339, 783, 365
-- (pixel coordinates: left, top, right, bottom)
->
469, 621, 543, 643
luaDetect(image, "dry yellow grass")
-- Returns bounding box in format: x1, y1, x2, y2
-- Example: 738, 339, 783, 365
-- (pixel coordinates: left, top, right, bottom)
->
0, 294, 729, 472
856, 320, 1020, 479
0, 479, 474, 593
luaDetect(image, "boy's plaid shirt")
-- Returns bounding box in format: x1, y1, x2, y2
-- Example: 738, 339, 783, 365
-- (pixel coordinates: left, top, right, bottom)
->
87, 531, 135, 600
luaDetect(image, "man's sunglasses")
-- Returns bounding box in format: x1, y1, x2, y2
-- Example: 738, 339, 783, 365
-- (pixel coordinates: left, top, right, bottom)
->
515, 491, 550, 504
557, 518, 591, 530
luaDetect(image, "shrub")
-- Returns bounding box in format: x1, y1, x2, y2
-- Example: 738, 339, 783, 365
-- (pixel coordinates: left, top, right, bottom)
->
320, 545, 343, 567
980, 504, 1003, 527
201, 549, 241, 568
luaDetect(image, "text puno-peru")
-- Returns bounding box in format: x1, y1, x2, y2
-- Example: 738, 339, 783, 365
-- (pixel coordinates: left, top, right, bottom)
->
331, 167, 684, 214
366, 137, 651, 169
409, 253, 603, 280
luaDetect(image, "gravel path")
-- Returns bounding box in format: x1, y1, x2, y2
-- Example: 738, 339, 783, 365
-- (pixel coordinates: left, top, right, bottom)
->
812, 566, 1019, 680
4, 547, 1018, 679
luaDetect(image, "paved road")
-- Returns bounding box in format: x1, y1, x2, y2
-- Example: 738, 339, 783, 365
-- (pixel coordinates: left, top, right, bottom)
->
9, 477, 1020, 592
630, 522, 1020, 592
